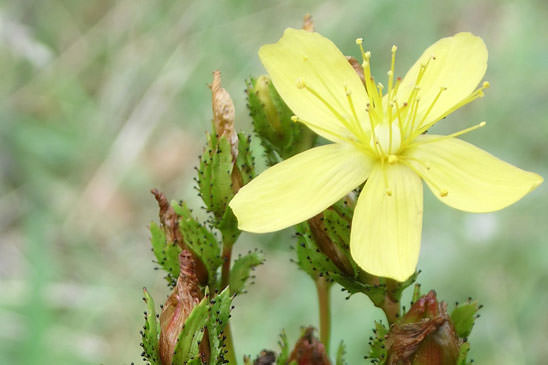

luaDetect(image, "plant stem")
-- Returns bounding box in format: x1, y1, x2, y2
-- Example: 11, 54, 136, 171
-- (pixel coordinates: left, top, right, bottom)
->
220, 241, 233, 289
315, 277, 331, 354
220, 239, 237, 363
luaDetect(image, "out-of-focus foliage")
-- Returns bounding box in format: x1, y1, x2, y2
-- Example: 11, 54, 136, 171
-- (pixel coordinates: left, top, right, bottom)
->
0, 0, 546, 364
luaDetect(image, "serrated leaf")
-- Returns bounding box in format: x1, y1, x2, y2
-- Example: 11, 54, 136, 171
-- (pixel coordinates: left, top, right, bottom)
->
207, 288, 233, 364
171, 295, 209, 364
198, 134, 235, 221
276, 330, 290, 365
367, 321, 389, 363
150, 221, 181, 287
173, 201, 222, 286
229, 250, 264, 295
336, 341, 347, 365
451, 301, 480, 339
142, 288, 160, 365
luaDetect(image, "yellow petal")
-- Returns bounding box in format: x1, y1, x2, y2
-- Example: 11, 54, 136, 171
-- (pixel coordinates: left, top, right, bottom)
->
397, 32, 487, 129
229, 143, 372, 233
350, 163, 423, 282
405, 135, 543, 212
259, 28, 369, 143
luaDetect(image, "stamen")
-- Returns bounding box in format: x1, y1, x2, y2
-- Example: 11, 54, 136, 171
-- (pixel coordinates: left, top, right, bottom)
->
417, 81, 490, 133
345, 85, 366, 138
366, 106, 383, 156
409, 121, 487, 146
388, 45, 397, 97
297, 79, 357, 133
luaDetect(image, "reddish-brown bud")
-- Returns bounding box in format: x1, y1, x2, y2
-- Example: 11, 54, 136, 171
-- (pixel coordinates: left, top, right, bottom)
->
159, 250, 203, 365
386, 291, 460, 365
289, 327, 331, 365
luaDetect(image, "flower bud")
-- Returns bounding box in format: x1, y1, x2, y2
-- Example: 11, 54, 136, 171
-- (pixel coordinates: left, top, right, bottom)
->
199, 71, 254, 243
246, 75, 316, 164
159, 250, 203, 365
386, 291, 460, 365
288, 327, 331, 365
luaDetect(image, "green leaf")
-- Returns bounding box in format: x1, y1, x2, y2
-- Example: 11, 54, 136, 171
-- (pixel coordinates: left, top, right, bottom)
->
276, 330, 290, 365
207, 288, 233, 364
229, 250, 264, 295
451, 301, 480, 339
197, 134, 235, 221
367, 321, 389, 363
457, 342, 471, 365
150, 221, 181, 287
141, 288, 160, 365
336, 341, 347, 365
171, 295, 209, 364
295, 223, 340, 280
173, 201, 222, 286
236, 132, 255, 186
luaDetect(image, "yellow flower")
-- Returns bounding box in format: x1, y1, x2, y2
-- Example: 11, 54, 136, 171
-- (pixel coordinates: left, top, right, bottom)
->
229, 29, 543, 281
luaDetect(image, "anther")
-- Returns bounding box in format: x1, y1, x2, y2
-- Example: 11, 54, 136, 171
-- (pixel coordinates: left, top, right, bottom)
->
296, 78, 305, 89
386, 189, 393, 197
290, 116, 299, 122
355, 38, 363, 45
440, 190, 448, 197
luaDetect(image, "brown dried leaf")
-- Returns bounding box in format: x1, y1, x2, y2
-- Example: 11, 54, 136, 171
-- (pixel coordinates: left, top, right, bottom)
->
159, 250, 204, 365
346, 56, 365, 85
151, 188, 183, 247
289, 327, 331, 365
253, 350, 276, 365
303, 14, 314, 32
210, 70, 238, 157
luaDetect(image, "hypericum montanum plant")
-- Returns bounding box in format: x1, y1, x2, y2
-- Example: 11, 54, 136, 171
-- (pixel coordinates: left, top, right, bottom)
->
229, 28, 543, 281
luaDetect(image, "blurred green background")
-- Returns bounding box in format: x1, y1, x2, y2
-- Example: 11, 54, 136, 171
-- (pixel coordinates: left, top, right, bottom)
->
1, 0, 547, 364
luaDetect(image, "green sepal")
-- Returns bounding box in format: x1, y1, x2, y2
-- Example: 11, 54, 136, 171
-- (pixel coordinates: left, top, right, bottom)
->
276, 330, 290, 365
229, 250, 264, 296
456, 342, 471, 365
295, 223, 340, 281
236, 132, 255, 186
336, 340, 347, 365
411, 283, 422, 303
171, 293, 210, 365
207, 288, 233, 364
172, 201, 222, 287
217, 207, 240, 247
451, 300, 481, 339
141, 288, 160, 365
198, 133, 235, 221
150, 221, 181, 287
366, 321, 389, 363
246, 76, 316, 165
